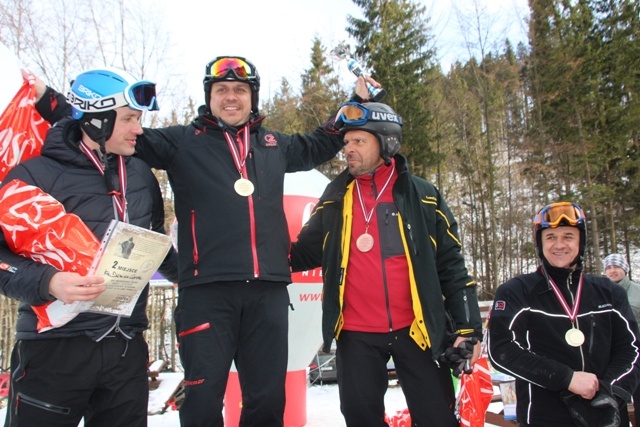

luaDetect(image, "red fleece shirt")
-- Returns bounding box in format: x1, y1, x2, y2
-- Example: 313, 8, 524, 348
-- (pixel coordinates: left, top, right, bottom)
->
343, 160, 414, 333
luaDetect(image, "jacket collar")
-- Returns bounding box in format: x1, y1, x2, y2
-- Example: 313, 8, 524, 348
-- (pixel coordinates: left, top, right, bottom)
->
41, 117, 126, 170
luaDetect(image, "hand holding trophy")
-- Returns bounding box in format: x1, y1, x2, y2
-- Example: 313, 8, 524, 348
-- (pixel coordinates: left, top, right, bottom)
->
330, 42, 387, 102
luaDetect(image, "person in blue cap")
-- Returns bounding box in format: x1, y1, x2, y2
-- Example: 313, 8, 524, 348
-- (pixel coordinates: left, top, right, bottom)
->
0, 67, 178, 427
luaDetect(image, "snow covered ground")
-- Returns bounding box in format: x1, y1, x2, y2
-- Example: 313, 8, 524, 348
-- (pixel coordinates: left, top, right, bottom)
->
144, 373, 507, 426
0, 372, 507, 426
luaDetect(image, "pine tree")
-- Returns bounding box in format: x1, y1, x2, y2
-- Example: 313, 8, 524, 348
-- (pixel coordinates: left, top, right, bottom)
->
347, 0, 437, 174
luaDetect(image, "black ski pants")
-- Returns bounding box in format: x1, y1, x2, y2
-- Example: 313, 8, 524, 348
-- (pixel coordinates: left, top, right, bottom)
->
337, 327, 458, 427
5, 333, 148, 427
174, 281, 290, 427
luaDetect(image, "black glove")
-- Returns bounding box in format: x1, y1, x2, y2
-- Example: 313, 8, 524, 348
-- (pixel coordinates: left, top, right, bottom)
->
438, 337, 477, 377
560, 382, 622, 427
560, 390, 590, 427
591, 382, 621, 427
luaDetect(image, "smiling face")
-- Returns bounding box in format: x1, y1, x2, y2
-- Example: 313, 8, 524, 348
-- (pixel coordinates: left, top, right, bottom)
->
209, 81, 252, 126
105, 107, 144, 156
605, 265, 627, 283
82, 106, 143, 156
541, 226, 580, 269
343, 129, 384, 176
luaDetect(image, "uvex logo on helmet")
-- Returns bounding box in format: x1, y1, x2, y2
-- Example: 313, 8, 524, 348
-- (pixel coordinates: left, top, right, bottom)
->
371, 111, 401, 123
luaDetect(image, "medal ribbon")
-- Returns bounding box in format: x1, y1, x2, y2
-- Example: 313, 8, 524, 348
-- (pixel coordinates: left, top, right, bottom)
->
355, 166, 395, 231
223, 124, 251, 178
80, 142, 128, 222
547, 273, 583, 323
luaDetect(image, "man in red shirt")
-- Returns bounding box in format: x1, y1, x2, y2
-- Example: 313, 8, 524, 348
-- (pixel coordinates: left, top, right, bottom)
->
290, 102, 482, 427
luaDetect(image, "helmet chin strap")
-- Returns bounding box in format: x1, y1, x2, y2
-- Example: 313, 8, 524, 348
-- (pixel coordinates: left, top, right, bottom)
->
80, 115, 119, 197
81, 111, 116, 143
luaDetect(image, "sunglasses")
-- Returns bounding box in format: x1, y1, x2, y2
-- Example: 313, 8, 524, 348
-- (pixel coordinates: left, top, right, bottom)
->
205, 57, 258, 81
534, 202, 585, 228
334, 102, 402, 130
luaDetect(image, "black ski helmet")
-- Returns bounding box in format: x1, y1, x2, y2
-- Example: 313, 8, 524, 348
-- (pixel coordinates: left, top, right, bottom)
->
334, 102, 402, 164
533, 202, 587, 266
203, 56, 260, 115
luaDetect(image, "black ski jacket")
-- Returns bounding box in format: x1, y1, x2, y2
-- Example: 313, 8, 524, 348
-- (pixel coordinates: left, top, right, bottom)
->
488, 264, 640, 426
290, 154, 482, 358
0, 117, 179, 341
35, 87, 344, 289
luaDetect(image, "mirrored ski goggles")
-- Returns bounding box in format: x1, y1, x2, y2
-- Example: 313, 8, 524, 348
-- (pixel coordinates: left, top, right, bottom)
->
205, 56, 258, 81
534, 202, 585, 228
334, 102, 402, 130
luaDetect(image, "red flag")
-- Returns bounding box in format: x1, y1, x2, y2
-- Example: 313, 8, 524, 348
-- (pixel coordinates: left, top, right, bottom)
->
457, 357, 493, 427
0, 71, 50, 181
384, 408, 411, 426
0, 179, 99, 331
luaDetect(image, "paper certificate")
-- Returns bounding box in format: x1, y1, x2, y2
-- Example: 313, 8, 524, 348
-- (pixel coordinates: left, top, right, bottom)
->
85, 220, 173, 315
45, 220, 173, 324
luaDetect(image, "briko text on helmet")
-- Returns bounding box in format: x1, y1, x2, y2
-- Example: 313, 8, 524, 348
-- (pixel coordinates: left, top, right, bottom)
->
68, 91, 118, 113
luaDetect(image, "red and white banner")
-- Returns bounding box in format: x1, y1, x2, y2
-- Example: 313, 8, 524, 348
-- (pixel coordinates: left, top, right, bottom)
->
0, 43, 49, 181
457, 357, 493, 427
0, 179, 99, 331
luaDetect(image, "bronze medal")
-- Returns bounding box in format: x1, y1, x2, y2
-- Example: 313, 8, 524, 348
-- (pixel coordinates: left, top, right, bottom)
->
356, 233, 374, 252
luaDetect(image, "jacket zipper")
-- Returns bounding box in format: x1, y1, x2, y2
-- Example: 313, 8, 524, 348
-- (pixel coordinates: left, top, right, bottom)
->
463, 289, 470, 322
191, 210, 199, 276
566, 275, 586, 368
588, 314, 595, 354
245, 147, 259, 278
16, 392, 71, 415
406, 223, 417, 255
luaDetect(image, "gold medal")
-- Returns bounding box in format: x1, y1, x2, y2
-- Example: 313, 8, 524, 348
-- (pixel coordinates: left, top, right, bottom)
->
356, 233, 374, 252
565, 328, 585, 347
234, 178, 254, 196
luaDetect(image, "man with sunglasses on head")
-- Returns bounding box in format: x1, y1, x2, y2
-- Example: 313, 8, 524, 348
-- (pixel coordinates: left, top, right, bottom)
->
0, 68, 178, 427
488, 202, 640, 427
31, 55, 378, 427
290, 102, 483, 427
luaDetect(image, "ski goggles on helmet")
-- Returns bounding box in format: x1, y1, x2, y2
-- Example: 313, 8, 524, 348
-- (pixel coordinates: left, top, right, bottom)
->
334, 102, 403, 130
69, 80, 159, 114
124, 81, 159, 111
205, 56, 258, 82
534, 202, 585, 229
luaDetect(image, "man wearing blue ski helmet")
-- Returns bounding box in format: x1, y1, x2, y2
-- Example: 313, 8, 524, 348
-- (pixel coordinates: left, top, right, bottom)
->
67, 67, 158, 144
0, 65, 178, 427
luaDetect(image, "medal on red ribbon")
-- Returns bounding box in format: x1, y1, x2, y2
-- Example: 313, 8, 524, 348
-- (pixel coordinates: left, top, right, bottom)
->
224, 125, 254, 197
548, 274, 585, 347
354, 167, 394, 252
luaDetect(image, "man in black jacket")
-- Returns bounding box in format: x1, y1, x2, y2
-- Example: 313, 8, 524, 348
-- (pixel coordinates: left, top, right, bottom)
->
0, 68, 178, 427
488, 202, 640, 427
290, 102, 482, 427
33, 56, 377, 427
